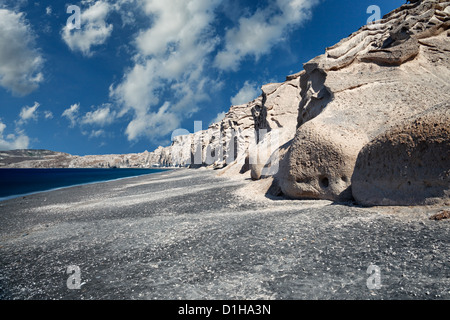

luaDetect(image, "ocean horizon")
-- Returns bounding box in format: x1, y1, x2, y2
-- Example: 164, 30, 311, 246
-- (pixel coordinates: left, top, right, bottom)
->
0, 168, 169, 201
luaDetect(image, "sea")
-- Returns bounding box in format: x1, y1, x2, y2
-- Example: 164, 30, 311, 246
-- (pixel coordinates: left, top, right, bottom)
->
0, 168, 168, 201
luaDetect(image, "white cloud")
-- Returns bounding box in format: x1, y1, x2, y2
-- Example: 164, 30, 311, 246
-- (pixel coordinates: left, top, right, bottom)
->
88, 129, 106, 139
62, 103, 80, 128
125, 102, 180, 141
44, 111, 53, 119
110, 0, 222, 141
18, 102, 40, 124
15, 102, 53, 125
46, 6, 52, 15
62, 103, 117, 137
214, 0, 318, 71
210, 111, 226, 125
0, 120, 29, 150
81, 105, 116, 126
231, 81, 260, 106
0, 9, 44, 95
61, 1, 113, 56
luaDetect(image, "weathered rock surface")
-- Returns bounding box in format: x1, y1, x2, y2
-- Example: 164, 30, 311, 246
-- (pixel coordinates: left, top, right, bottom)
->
278, 122, 363, 201
248, 79, 300, 180
147, 76, 301, 175
352, 103, 450, 206
277, 0, 450, 202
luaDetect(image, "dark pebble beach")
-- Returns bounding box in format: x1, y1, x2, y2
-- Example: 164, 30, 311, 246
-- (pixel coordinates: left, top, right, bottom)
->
0, 169, 448, 300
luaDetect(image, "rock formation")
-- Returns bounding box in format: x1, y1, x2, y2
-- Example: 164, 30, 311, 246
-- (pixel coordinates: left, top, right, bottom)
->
139, 77, 301, 174
276, 0, 450, 202
352, 103, 450, 206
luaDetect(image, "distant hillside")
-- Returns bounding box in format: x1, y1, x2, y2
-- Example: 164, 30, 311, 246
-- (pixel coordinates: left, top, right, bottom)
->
0, 149, 74, 167
0, 149, 155, 169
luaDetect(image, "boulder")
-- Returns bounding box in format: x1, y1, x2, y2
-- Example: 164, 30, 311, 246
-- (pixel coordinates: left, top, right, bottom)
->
352, 104, 450, 206
278, 121, 365, 201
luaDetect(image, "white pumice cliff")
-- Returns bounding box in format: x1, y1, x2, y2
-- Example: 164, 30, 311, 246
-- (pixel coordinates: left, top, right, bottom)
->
276, 0, 450, 204
158, 0, 450, 206
1, 0, 449, 206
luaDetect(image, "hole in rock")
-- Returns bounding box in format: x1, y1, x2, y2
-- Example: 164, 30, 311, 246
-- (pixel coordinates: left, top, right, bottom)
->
319, 176, 329, 189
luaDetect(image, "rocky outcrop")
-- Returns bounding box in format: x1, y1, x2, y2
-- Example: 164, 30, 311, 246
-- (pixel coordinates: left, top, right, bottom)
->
352, 103, 450, 206
276, 0, 450, 202
430, 210, 450, 220
248, 79, 300, 180
147, 77, 301, 174
277, 122, 362, 201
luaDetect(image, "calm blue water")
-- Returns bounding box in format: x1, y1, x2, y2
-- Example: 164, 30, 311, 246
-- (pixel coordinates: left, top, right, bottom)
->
0, 168, 168, 201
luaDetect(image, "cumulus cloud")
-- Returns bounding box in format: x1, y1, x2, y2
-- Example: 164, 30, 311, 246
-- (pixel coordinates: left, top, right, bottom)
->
81, 105, 116, 126
95, 0, 318, 143
214, 0, 319, 71
110, 0, 222, 141
62, 103, 117, 140
62, 103, 80, 128
1, 0, 320, 146
0, 101, 43, 150
0, 120, 30, 150
0, 9, 44, 95
230, 81, 260, 106
109, 0, 319, 142
61, 1, 113, 56
125, 102, 180, 141
15, 102, 54, 125
18, 102, 40, 124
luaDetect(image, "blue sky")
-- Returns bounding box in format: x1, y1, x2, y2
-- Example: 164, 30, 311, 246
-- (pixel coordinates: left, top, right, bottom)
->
0, 0, 404, 156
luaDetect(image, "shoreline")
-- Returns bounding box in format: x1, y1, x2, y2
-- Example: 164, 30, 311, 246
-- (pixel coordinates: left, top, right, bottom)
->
0, 168, 173, 202
0, 169, 448, 300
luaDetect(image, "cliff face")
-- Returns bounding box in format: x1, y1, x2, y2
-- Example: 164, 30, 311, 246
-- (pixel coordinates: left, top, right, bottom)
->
277, 0, 450, 204
143, 77, 300, 171
277, 0, 450, 202
153, 0, 450, 205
